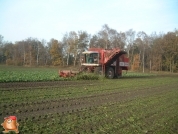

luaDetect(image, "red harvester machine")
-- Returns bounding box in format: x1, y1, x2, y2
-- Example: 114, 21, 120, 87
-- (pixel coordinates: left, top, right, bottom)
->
59, 48, 129, 79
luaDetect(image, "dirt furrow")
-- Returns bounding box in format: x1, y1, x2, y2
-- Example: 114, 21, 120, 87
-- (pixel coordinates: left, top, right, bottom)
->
1, 84, 176, 121
0, 80, 96, 90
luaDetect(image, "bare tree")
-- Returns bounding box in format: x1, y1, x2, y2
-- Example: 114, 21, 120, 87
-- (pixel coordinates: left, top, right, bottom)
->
137, 31, 148, 73
125, 29, 136, 69
0, 35, 5, 63
98, 24, 111, 49
62, 31, 78, 66
89, 35, 99, 48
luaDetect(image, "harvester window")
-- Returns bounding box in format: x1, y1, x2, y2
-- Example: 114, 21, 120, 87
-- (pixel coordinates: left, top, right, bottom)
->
85, 53, 99, 64
94, 56, 97, 63
93, 53, 99, 63
88, 57, 94, 63
85, 54, 92, 63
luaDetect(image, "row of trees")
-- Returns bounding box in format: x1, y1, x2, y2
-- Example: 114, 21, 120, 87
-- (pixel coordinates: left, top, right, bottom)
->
0, 24, 178, 72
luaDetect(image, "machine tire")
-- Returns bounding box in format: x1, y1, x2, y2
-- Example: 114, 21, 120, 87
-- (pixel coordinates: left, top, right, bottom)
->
106, 67, 115, 79
115, 73, 122, 79
94, 67, 102, 75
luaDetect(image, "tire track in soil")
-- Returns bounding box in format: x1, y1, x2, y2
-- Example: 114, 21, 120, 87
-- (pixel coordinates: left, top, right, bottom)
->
1, 83, 177, 121
0, 81, 97, 90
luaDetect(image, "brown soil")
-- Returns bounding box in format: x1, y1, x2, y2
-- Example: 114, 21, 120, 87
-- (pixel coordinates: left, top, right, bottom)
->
0, 80, 97, 90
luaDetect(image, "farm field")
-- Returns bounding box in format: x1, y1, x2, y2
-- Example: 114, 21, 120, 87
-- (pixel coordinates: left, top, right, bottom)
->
0, 66, 178, 134
0, 65, 156, 82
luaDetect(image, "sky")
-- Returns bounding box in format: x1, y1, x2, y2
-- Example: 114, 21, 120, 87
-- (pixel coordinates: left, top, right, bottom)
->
0, 0, 178, 43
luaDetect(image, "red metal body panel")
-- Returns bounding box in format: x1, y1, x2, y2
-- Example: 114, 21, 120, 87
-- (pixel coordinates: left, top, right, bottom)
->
59, 70, 78, 77
103, 48, 121, 64
88, 48, 123, 64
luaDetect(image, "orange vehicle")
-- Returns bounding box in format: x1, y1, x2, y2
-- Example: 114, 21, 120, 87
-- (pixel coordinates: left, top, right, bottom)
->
59, 48, 129, 79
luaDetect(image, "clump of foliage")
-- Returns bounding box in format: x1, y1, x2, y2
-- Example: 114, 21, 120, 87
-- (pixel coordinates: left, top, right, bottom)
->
0, 70, 63, 83
122, 71, 157, 78
75, 73, 99, 80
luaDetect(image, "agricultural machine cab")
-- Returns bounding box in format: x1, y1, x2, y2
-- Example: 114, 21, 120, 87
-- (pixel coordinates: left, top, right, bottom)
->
81, 51, 100, 65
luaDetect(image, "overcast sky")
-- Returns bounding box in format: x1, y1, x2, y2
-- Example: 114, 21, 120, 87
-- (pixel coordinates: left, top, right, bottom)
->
0, 0, 178, 43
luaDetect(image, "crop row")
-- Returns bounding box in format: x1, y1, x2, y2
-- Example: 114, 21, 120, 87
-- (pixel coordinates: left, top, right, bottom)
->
1, 76, 177, 103
0, 70, 64, 82
4, 89, 176, 134
1, 82, 176, 118
0, 65, 157, 83
0, 76, 178, 133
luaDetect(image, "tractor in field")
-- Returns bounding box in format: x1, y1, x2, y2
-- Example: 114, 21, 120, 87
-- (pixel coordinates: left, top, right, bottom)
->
59, 48, 129, 79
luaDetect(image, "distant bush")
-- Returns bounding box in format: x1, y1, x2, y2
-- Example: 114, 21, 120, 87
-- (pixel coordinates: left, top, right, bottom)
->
6, 59, 14, 65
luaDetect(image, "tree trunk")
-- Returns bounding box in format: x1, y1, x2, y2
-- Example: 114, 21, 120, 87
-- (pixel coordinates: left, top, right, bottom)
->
37, 43, 39, 66
74, 56, 77, 67
67, 53, 69, 66
30, 51, 32, 66
23, 52, 26, 65
23, 43, 26, 65
150, 60, 151, 73
142, 50, 145, 73
74, 55, 77, 66
130, 47, 134, 69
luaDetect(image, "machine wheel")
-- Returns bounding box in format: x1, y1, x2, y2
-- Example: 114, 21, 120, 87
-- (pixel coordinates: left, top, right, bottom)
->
106, 67, 115, 79
94, 67, 102, 75
115, 73, 122, 79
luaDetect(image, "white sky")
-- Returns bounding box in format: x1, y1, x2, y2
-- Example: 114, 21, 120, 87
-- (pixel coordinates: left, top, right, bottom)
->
0, 0, 178, 43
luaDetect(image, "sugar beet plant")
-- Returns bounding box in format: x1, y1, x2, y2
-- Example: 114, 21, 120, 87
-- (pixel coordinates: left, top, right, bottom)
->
0, 70, 65, 82
0, 65, 158, 82
75, 73, 99, 80
0, 66, 102, 82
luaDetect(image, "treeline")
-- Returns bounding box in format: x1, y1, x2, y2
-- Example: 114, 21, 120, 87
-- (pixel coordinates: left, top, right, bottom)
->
0, 24, 178, 72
